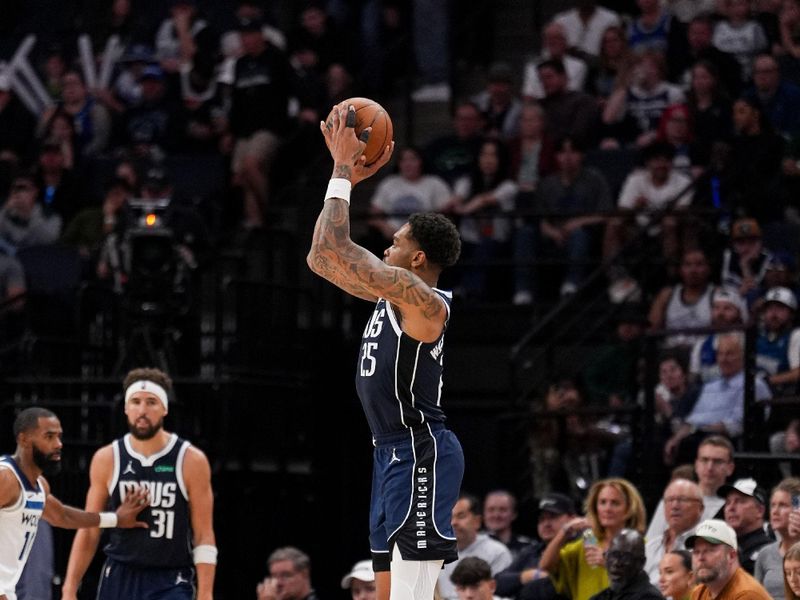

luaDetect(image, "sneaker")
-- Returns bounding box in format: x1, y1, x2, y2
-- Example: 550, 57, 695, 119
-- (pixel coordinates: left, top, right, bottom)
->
560, 281, 578, 297
512, 290, 533, 305
411, 82, 451, 103
608, 277, 642, 304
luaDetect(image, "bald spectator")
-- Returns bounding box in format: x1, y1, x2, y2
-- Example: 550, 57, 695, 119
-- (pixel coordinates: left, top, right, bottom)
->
663, 333, 771, 465
689, 287, 748, 384
719, 479, 774, 574
647, 436, 734, 546
523, 22, 589, 100
745, 54, 800, 136
483, 490, 532, 558
645, 479, 705, 584
686, 519, 771, 599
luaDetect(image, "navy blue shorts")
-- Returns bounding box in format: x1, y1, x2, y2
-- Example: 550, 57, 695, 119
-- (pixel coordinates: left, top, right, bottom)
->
369, 422, 464, 570
96, 559, 194, 600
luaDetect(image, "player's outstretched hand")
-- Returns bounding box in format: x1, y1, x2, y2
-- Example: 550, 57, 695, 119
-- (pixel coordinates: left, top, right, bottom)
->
116, 487, 150, 528
320, 103, 393, 187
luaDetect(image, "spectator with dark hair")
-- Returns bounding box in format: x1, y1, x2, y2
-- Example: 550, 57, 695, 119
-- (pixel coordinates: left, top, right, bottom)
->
535, 59, 601, 146
590, 25, 636, 103
36, 137, 82, 225
648, 247, 714, 349
423, 101, 485, 186
686, 61, 734, 166
719, 97, 784, 224
604, 142, 693, 303
512, 135, 612, 304
439, 493, 513, 600
0, 172, 61, 251
627, 0, 682, 54
449, 557, 501, 600
39, 70, 111, 160
0, 73, 37, 170
602, 50, 685, 148
120, 65, 182, 160
452, 138, 518, 301
495, 493, 578, 600
39, 109, 77, 171
657, 549, 694, 600
668, 15, 743, 96
654, 353, 701, 442
154, 0, 216, 76
364, 146, 453, 253
523, 21, 589, 100
472, 62, 523, 140
288, 2, 353, 80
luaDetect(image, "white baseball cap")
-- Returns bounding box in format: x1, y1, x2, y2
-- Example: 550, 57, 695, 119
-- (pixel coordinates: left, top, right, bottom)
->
341, 560, 375, 588
685, 519, 738, 551
764, 286, 797, 311
712, 286, 746, 319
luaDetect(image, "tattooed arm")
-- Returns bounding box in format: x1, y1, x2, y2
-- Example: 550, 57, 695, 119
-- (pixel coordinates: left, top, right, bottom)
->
308, 103, 446, 342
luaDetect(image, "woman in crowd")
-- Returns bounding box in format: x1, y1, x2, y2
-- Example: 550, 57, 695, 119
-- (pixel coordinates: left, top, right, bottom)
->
539, 478, 647, 600
784, 541, 800, 600
755, 478, 800, 598
591, 26, 635, 104
658, 549, 694, 600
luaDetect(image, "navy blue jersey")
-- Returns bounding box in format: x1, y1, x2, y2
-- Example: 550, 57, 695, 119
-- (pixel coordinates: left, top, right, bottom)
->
354, 290, 452, 435
104, 434, 193, 569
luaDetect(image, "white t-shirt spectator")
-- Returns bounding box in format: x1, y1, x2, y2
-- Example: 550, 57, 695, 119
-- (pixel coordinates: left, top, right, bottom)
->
522, 54, 588, 99
617, 168, 693, 231
453, 176, 518, 243
712, 20, 767, 80
553, 6, 621, 56
370, 175, 452, 232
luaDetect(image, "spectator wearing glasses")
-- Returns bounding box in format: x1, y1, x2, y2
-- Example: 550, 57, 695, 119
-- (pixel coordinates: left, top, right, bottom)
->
256, 546, 320, 600
644, 478, 705, 584
720, 478, 775, 575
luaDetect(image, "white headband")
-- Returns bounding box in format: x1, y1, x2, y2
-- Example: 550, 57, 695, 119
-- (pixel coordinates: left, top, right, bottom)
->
124, 380, 169, 411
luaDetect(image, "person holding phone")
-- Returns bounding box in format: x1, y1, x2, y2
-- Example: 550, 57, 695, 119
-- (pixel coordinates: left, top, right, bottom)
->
754, 478, 800, 597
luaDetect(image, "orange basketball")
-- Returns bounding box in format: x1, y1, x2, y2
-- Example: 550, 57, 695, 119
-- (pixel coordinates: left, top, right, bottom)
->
326, 97, 393, 167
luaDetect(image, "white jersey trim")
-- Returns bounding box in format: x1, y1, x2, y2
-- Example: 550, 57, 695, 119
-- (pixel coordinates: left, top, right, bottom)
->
409, 341, 425, 423
429, 422, 455, 541
123, 433, 179, 467
109, 442, 121, 496
384, 299, 403, 337
176, 441, 190, 501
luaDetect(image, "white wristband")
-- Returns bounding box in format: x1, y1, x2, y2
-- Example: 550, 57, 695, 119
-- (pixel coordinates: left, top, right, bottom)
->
99, 512, 118, 528
193, 544, 218, 565
325, 178, 351, 204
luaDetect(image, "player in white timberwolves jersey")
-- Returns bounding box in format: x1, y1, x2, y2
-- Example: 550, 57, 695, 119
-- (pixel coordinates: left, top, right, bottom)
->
62, 368, 216, 600
309, 104, 465, 600
0, 407, 148, 600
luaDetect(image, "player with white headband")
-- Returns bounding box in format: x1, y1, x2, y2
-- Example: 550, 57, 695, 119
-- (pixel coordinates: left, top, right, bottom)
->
62, 367, 217, 600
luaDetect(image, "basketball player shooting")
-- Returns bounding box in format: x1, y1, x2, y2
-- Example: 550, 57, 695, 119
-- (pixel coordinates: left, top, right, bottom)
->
308, 102, 465, 600
0, 407, 149, 600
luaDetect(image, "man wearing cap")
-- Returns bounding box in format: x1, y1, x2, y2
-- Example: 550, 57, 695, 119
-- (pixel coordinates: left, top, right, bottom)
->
719, 479, 774, 575
689, 287, 747, 384
644, 478, 704, 584
686, 519, 771, 599
341, 560, 376, 600
755, 286, 800, 394
495, 493, 577, 599
62, 367, 217, 600
721, 218, 773, 304
471, 62, 522, 140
